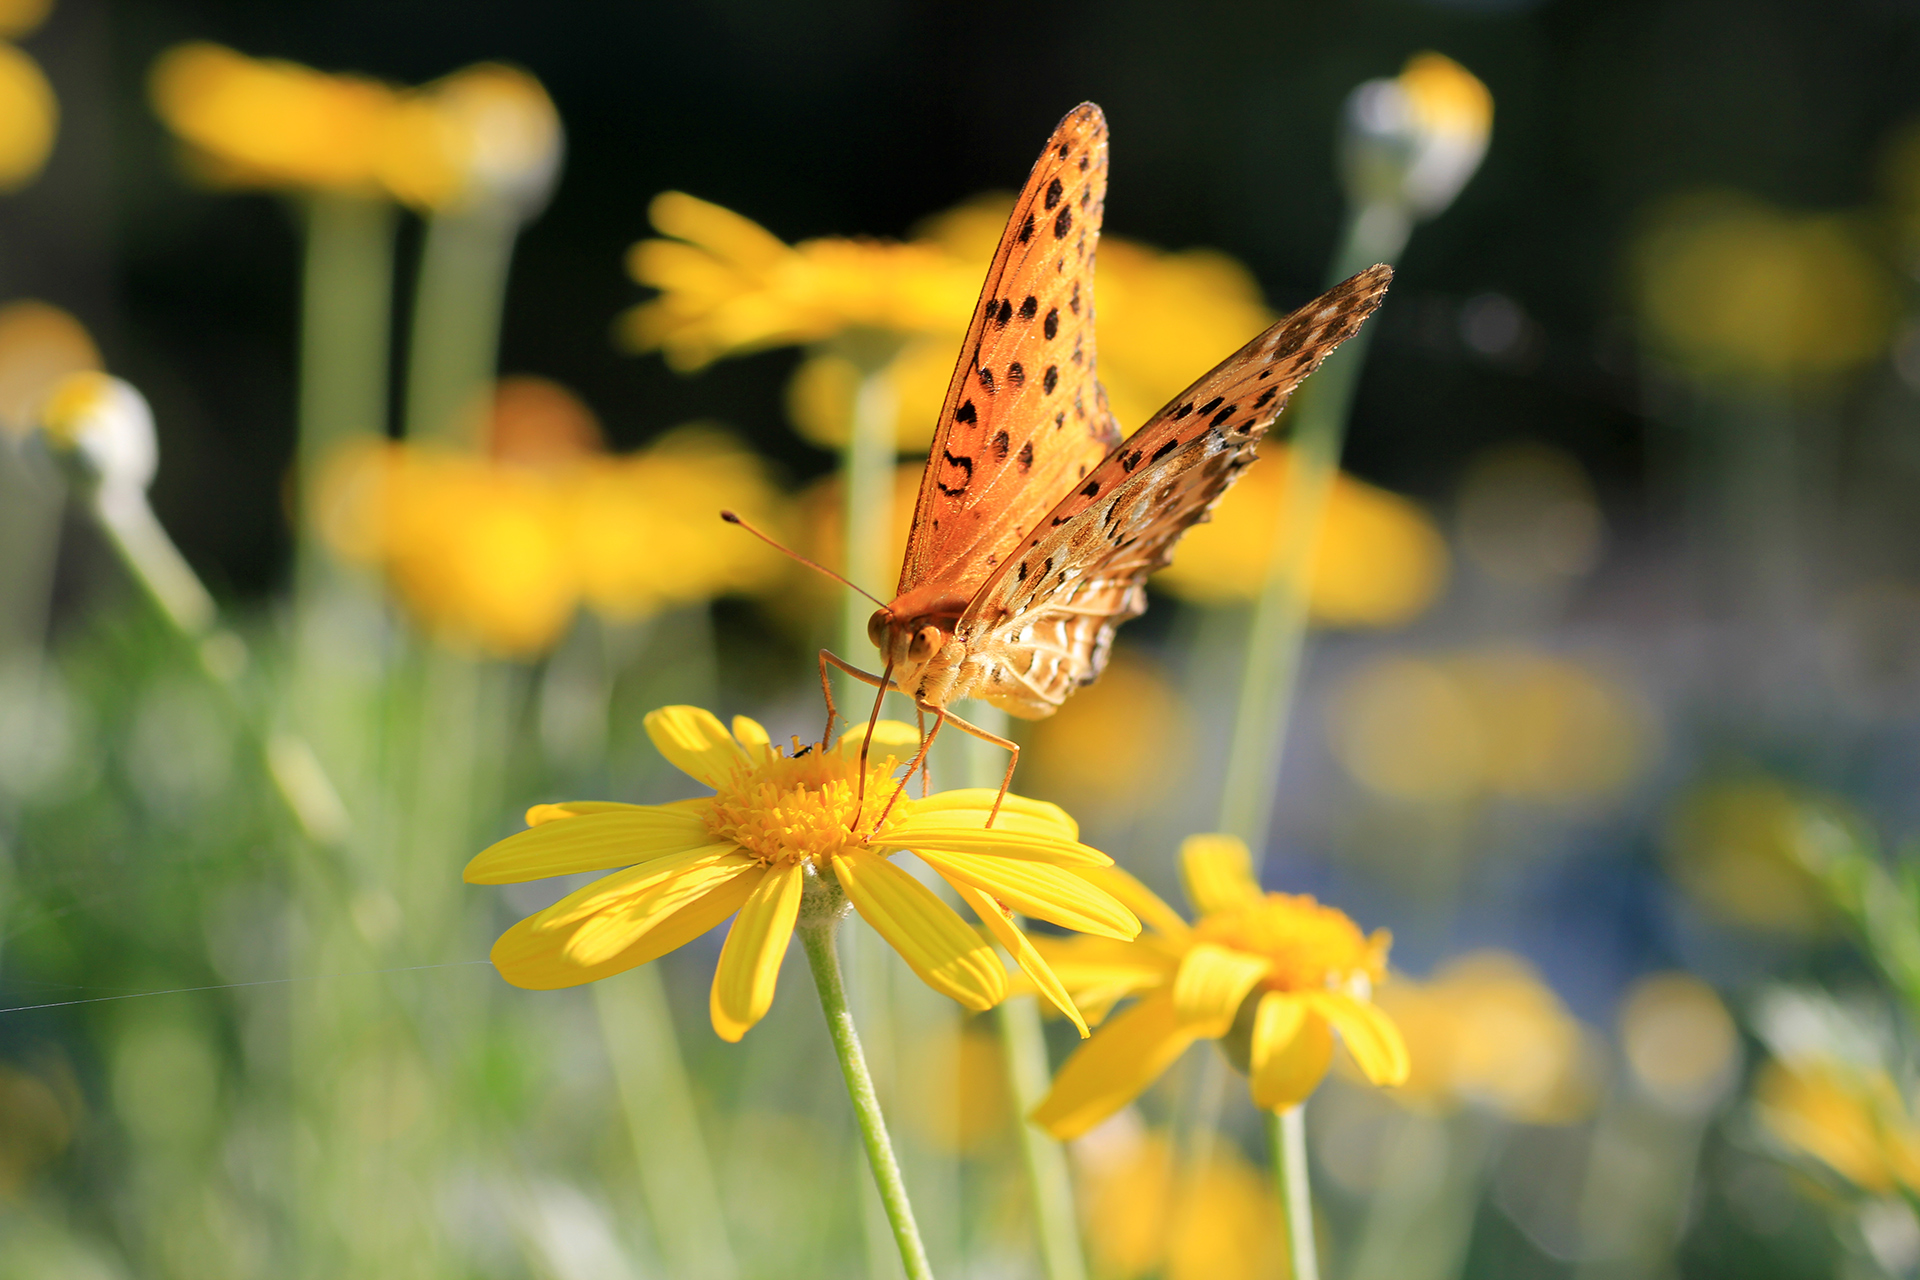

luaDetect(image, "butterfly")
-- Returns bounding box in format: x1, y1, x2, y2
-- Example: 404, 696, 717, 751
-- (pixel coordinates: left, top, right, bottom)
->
812, 102, 1391, 822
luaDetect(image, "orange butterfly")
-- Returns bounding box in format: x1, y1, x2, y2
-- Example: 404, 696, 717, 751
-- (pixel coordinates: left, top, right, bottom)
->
804, 103, 1390, 820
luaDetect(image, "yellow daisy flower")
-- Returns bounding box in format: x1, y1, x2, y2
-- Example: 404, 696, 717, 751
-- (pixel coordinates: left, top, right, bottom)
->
617, 192, 977, 371
466, 706, 1139, 1041
1031, 834, 1408, 1138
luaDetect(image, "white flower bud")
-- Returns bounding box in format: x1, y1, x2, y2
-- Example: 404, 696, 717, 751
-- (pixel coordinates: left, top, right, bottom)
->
38, 371, 157, 496
1339, 52, 1492, 220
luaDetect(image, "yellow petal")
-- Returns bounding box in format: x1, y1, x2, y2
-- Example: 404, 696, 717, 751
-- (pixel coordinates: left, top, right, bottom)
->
644, 705, 749, 788
1305, 991, 1410, 1086
868, 826, 1110, 867
560, 855, 761, 968
1073, 865, 1192, 940
1170, 943, 1271, 1033
525, 800, 653, 826
730, 715, 772, 757
1180, 834, 1263, 915
1029, 934, 1181, 996
917, 848, 1138, 940
899, 789, 1079, 839
708, 860, 805, 1042
491, 866, 764, 990
951, 880, 1089, 1037
835, 719, 921, 759
834, 850, 1007, 1011
466, 806, 714, 883
1031, 991, 1201, 1140
1249, 992, 1334, 1111
532, 844, 746, 929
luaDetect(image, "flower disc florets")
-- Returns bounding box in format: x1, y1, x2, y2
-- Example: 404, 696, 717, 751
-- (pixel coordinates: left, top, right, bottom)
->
1193, 892, 1390, 998
701, 738, 908, 868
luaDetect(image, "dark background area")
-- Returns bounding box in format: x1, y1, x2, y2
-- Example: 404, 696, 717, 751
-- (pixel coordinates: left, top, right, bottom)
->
6, 0, 1919, 600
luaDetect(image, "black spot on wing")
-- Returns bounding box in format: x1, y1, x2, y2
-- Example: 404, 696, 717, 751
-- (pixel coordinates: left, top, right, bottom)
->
1173, 402, 1193, 420
1209, 403, 1236, 427
1080, 479, 1100, 498
978, 366, 996, 395
1150, 437, 1179, 463
1017, 440, 1033, 470
991, 430, 1009, 461
1044, 308, 1059, 340
1054, 207, 1073, 239
1044, 177, 1063, 210
1198, 396, 1224, 415
955, 400, 977, 425
1043, 366, 1059, 394
1069, 281, 1081, 314
1254, 387, 1277, 409
1019, 295, 1038, 320
1018, 214, 1034, 244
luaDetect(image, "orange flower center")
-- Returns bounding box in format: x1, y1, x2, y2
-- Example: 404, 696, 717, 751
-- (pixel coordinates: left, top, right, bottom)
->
1193, 893, 1390, 995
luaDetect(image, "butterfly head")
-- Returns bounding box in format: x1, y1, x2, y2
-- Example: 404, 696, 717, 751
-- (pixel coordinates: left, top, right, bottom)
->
869, 586, 970, 701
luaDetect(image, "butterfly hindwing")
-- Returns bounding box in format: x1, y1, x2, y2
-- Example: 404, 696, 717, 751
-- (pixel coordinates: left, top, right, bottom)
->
895, 103, 1122, 605
956, 265, 1394, 711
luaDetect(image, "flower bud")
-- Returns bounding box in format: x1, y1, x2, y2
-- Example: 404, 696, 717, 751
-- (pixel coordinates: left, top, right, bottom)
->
38, 371, 157, 497
1338, 52, 1491, 219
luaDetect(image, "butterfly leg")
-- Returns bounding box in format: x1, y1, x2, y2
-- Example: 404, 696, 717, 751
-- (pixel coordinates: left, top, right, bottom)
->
869, 709, 946, 835
819, 650, 905, 829
938, 708, 1021, 828
916, 706, 930, 797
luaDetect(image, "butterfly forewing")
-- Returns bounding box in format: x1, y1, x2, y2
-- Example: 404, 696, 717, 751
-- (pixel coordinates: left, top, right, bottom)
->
895, 103, 1122, 605
956, 265, 1394, 706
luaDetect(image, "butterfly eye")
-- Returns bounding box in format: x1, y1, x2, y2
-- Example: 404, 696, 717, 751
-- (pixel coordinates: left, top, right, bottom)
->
866, 609, 891, 650
910, 626, 941, 662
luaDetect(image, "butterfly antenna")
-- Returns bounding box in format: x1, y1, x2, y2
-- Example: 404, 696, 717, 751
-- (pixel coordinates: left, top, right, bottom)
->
720, 510, 888, 609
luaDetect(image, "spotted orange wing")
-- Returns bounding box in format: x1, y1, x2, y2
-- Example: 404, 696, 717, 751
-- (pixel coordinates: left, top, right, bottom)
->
955, 265, 1394, 717
895, 103, 1122, 606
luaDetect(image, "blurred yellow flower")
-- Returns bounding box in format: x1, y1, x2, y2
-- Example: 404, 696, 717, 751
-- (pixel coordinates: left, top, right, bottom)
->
618, 191, 977, 371
377, 62, 561, 215
569, 428, 790, 621
0, 41, 55, 192
1024, 649, 1194, 821
0, 0, 48, 39
1155, 443, 1448, 626
1328, 648, 1648, 805
1619, 973, 1739, 1114
1372, 951, 1597, 1124
1632, 190, 1895, 384
1756, 1058, 1920, 1195
1075, 1123, 1284, 1280
1031, 834, 1407, 1138
466, 706, 1139, 1040
782, 194, 1280, 453
150, 42, 400, 193
0, 300, 99, 436
1661, 775, 1842, 935
314, 384, 790, 656
150, 43, 560, 213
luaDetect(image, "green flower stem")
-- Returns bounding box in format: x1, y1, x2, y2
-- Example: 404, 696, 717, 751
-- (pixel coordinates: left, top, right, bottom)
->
296, 195, 394, 554
405, 206, 519, 443
799, 906, 935, 1280
1216, 203, 1410, 857
836, 333, 907, 678
1269, 1105, 1319, 1280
